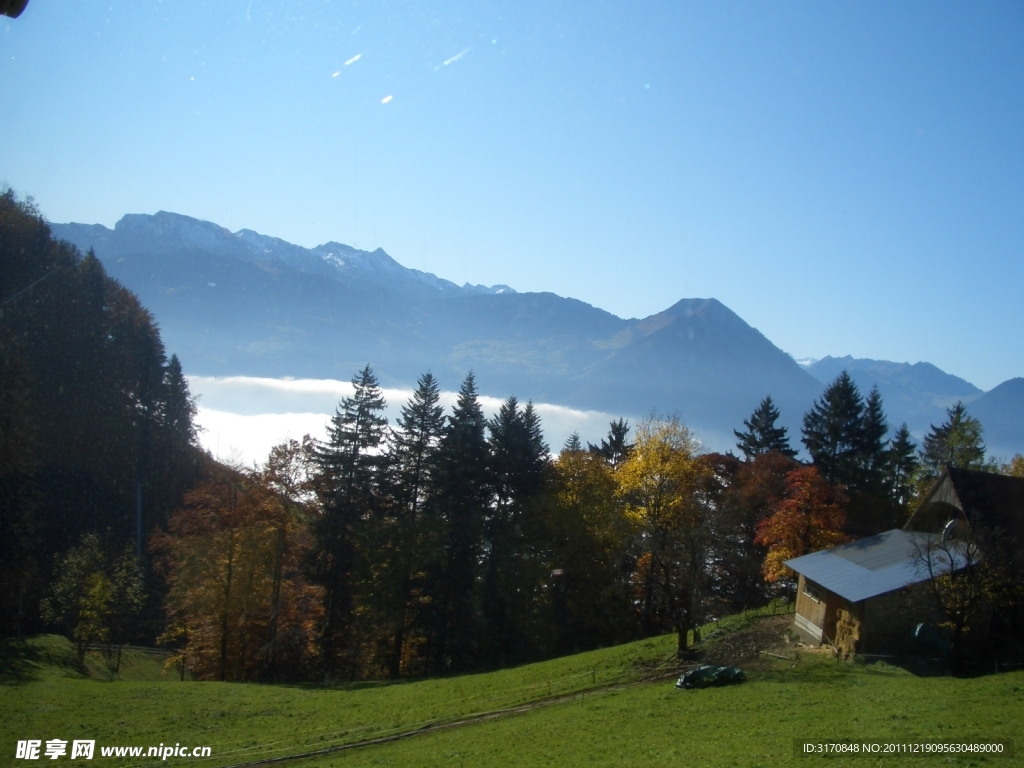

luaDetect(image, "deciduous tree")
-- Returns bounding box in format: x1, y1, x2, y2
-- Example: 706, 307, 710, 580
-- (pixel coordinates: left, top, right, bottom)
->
754, 466, 848, 583
40, 533, 110, 661
155, 463, 321, 682
617, 417, 713, 654
548, 444, 632, 653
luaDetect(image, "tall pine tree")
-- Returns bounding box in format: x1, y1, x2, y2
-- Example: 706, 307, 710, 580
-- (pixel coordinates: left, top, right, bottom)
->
312, 365, 388, 679
921, 401, 989, 476
859, 386, 889, 483
801, 372, 865, 487
734, 396, 796, 459
385, 372, 445, 677
482, 396, 549, 667
885, 423, 918, 517
428, 372, 490, 673
588, 418, 632, 467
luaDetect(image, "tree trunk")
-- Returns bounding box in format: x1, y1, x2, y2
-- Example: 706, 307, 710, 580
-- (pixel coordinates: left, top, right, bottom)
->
219, 531, 235, 682
265, 525, 285, 678
389, 574, 410, 678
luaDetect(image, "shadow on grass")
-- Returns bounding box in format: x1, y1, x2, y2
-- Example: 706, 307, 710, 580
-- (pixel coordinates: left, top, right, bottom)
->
0, 637, 43, 684
0, 635, 89, 685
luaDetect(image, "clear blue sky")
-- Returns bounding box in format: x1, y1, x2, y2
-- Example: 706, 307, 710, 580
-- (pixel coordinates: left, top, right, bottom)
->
2, 1, 1022, 390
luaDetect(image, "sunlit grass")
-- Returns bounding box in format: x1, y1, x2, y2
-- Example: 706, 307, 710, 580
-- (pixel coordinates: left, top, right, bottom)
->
3, 604, 1022, 768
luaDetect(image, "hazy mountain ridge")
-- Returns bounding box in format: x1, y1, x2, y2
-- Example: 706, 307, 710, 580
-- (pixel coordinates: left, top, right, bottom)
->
58, 212, 516, 299
50, 213, 1022, 455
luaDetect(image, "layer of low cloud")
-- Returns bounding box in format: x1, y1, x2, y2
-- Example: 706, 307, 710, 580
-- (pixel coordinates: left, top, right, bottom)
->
189, 375, 642, 467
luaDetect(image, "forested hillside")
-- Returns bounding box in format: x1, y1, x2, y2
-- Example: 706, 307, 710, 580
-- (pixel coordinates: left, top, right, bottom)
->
0, 192, 204, 637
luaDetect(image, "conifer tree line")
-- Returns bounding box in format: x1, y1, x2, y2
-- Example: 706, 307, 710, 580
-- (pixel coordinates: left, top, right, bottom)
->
158, 366, 805, 680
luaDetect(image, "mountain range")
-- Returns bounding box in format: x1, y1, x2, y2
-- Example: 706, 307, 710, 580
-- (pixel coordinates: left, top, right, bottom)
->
51, 212, 1023, 457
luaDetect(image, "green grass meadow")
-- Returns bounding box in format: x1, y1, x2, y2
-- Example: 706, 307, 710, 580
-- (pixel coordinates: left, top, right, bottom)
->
3, 612, 1023, 768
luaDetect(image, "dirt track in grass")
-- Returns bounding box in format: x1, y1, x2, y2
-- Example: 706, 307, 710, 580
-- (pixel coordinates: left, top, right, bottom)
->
699, 614, 802, 670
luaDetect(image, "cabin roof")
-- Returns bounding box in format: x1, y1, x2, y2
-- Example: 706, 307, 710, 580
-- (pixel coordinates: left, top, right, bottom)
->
785, 529, 961, 603
908, 467, 1024, 535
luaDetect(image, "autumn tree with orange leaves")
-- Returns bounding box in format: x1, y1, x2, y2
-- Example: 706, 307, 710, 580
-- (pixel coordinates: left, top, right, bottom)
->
153, 446, 322, 682
754, 466, 848, 583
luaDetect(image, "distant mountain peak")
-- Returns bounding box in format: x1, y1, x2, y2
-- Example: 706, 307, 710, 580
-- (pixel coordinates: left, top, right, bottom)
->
792, 356, 819, 367
463, 283, 517, 295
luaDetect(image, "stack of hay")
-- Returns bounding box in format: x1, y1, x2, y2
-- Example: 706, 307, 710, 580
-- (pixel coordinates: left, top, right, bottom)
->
833, 609, 861, 661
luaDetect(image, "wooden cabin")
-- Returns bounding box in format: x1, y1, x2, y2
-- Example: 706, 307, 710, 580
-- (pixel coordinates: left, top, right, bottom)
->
786, 529, 949, 654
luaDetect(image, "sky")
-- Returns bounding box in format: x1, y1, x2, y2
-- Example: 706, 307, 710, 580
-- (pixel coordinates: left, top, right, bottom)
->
2, 1, 1023, 391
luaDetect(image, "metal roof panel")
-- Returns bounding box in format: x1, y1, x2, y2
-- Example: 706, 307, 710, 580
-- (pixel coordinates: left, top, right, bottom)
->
785, 529, 961, 603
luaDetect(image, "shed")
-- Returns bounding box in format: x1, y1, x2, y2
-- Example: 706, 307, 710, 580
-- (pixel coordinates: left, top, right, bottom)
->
785, 529, 956, 654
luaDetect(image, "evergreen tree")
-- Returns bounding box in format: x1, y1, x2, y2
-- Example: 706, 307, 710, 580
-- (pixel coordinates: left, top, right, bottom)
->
161, 354, 198, 450
482, 396, 549, 667
0, 330, 36, 636
312, 365, 389, 678
562, 431, 583, 453
855, 386, 893, 529
859, 386, 889, 479
734, 396, 796, 459
588, 418, 632, 468
921, 401, 988, 476
385, 372, 445, 677
1, 190, 204, 637
885, 423, 918, 515
801, 372, 865, 487
428, 372, 490, 673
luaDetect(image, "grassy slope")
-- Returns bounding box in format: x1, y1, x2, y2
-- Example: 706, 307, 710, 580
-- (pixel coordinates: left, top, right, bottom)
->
3, 609, 1022, 768
336, 656, 1024, 768
1, 630, 680, 768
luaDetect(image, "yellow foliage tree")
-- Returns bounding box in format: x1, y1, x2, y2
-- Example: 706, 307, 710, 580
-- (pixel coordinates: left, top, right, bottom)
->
1002, 454, 1024, 478
615, 417, 713, 654
548, 446, 632, 651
